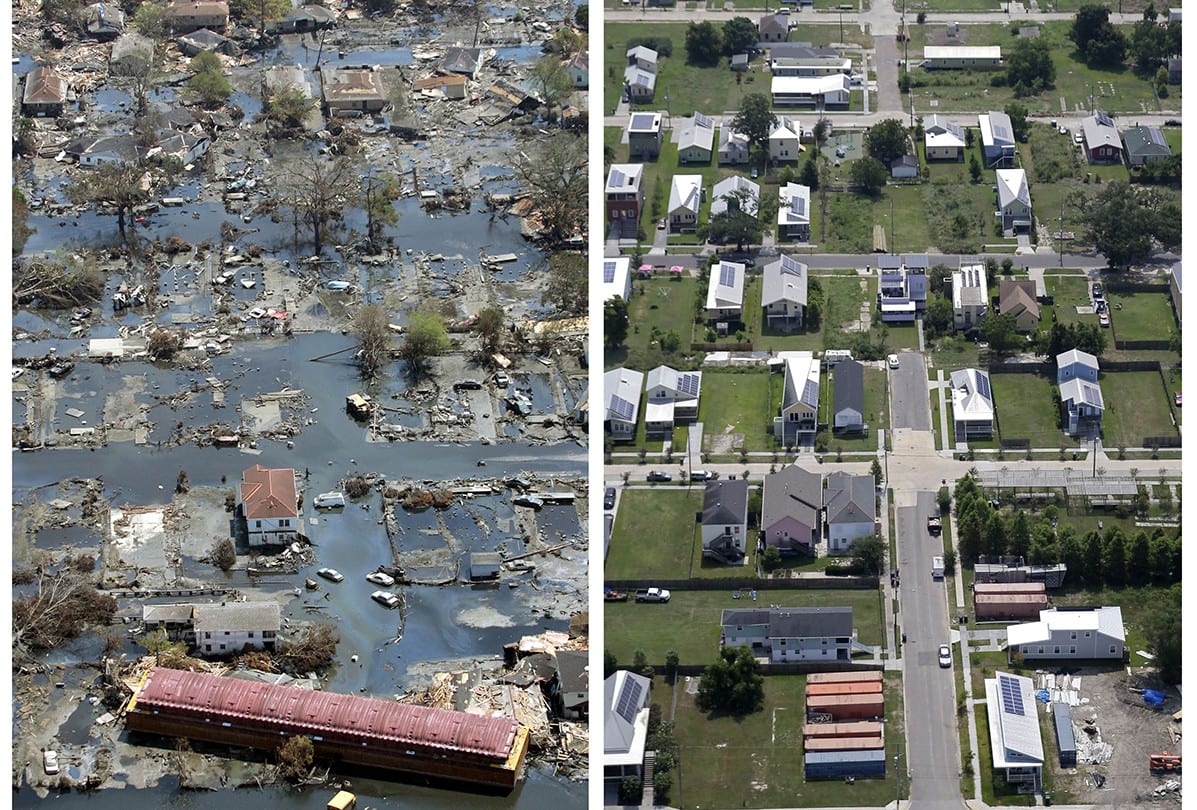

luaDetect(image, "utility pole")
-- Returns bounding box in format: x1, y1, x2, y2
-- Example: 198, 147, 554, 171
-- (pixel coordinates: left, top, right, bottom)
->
1058, 196, 1064, 267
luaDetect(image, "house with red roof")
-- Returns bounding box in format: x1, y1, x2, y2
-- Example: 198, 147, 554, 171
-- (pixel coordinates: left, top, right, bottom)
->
238, 464, 299, 546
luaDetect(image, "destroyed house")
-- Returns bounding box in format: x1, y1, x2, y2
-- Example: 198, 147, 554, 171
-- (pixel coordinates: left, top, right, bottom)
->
126, 667, 530, 790
163, 0, 230, 33
238, 464, 299, 546
412, 73, 467, 99
320, 66, 388, 112
263, 65, 314, 100
22, 65, 68, 117
82, 3, 125, 38
441, 47, 484, 78
266, 4, 335, 33
176, 27, 232, 56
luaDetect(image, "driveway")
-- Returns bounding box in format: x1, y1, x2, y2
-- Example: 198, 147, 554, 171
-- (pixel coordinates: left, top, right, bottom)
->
888, 351, 932, 431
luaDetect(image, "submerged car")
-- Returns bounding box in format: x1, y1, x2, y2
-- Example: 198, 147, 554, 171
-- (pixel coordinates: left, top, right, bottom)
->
366, 571, 396, 587
317, 568, 344, 583
371, 590, 400, 608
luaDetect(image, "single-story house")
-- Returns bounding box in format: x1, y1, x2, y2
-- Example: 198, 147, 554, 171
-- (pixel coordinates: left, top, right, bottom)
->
769, 43, 850, 76
925, 114, 966, 160
176, 27, 232, 56
998, 279, 1040, 332
952, 262, 988, 331
155, 130, 210, 164
995, 168, 1031, 233
623, 66, 656, 102
825, 471, 876, 554
777, 181, 812, 241
163, 0, 229, 33
758, 13, 789, 42
709, 175, 760, 218
718, 125, 751, 164
320, 66, 388, 112
769, 115, 803, 162
771, 74, 849, 107
1056, 348, 1099, 383
677, 112, 716, 163
265, 4, 335, 34
605, 163, 644, 237
626, 45, 658, 72
1081, 112, 1123, 164
832, 359, 865, 434
411, 73, 468, 99
761, 254, 808, 329
760, 465, 822, 555
721, 606, 854, 662
890, 154, 919, 178
644, 365, 702, 435
706, 260, 746, 322
702, 479, 750, 562
984, 672, 1043, 784
1007, 606, 1125, 661
626, 112, 663, 159
603, 367, 644, 442
600, 257, 632, 302
949, 367, 994, 442
604, 670, 651, 782
22, 65, 68, 117
193, 602, 281, 656
67, 134, 141, 166
239, 465, 300, 547
978, 110, 1016, 168
441, 46, 484, 78
109, 31, 155, 76
567, 50, 588, 89
1121, 125, 1173, 166
668, 174, 703, 232
774, 351, 820, 442
922, 45, 1002, 69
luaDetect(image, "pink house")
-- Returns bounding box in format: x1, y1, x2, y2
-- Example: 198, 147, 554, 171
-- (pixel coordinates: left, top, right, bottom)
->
760, 465, 822, 555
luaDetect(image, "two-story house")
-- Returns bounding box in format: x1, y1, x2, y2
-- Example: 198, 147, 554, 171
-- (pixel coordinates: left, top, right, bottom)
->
702, 479, 750, 562
1056, 349, 1103, 436
626, 112, 663, 159
978, 110, 1016, 168
163, 0, 229, 33
605, 163, 644, 238
239, 465, 299, 547
603, 367, 644, 442
998, 279, 1040, 332
777, 181, 812, 242
952, 262, 988, 331
825, 471, 875, 554
720, 606, 854, 662
769, 115, 803, 162
761, 255, 808, 329
21, 65, 69, 117
995, 168, 1031, 233
877, 256, 928, 322
760, 465, 822, 555
949, 367, 995, 442
320, 66, 388, 113
644, 365, 702, 436
554, 649, 589, 720
706, 260, 746, 323
774, 351, 820, 442
984, 671, 1044, 785
758, 13, 789, 43
604, 670, 651, 784
709, 175, 759, 220
193, 602, 281, 656
718, 125, 751, 164
600, 257, 632, 302
1006, 606, 1125, 661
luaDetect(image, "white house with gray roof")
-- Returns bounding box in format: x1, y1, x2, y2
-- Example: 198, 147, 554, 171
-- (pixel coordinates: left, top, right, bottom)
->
761, 255, 808, 328
769, 115, 803, 162
706, 260, 746, 322
774, 351, 820, 442
600, 257, 631, 302
832, 359, 865, 434
710, 175, 760, 218
677, 112, 716, 163
702, 479, 750, 562
603, 367, 644, 442
721, 606, 854, 662
1006, 606, 1125, 661
825, 471, 876, 553
644, 365, 702, 435
984, 671, 1043, 784
950, 368, 994, 442
979, 110, 1016, 168
777, 182, 812, 241
668, 174, 703, 232
953, 262, 989, 331
192, 602, 281, 656
995, 168, 1031, 233
604, 670, 651, 782
925, 114, 966, 160
718, 125, 752, 164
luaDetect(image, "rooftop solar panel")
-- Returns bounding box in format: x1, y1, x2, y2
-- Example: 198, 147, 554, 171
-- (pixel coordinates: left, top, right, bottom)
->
1095, 111, 1114, 128
975, 371, 991, 401
1149, 127, 1168, 146
603, 261, 617, 283
792, 196, 807, 217
694, 112, 714, 129
685, 186, 700, 210
999, 674, 1025, 717
616, 679, 644, 724
630, 113, 655, 130
720, 263, 737, 287
609, 168, 624, 188
610, 395, 636, 421
780, 255, 804, 276
802, 379, 819, 407
946, 121, 964, 139
677, 374, 700, 397
993, 124, 1010, 141
1082, 383, 1102, 406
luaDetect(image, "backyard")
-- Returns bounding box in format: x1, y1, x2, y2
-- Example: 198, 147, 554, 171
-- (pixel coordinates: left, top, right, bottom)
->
696, 368, 777, 453
1107, 289, 1177, 343
1098, 370, 1177, 449
605, 487, 703, 579
988, 371, 1075, 447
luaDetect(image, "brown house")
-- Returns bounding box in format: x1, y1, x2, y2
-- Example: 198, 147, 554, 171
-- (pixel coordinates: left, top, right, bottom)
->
320, 66, 388, 112
998, 279, 1040, 332
974, 582, 1049, 621
163, 0, 229, 33
22, 65, 69, 117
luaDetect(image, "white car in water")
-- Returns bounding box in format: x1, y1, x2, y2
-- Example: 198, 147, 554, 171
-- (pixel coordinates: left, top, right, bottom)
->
371, 590, 400, 608
366, 571, 395, 587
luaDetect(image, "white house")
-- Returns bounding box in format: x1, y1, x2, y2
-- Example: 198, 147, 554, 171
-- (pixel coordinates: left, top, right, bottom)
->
668, 174, 703, 232
706, 260, 746, 322
192, 602, 281, 656
1006, 606, 1125, 661
922, 45, 1003, 69
555, 649, 589, 719
239, 465, 299, 547
949, 368, 995, 442
566, 50, 588, 89
979, 110, 1016, 168
890, 155, 919, 178
623, 65, 656, 102
761, 254, 808, 329
644, 365, 702, 435
774, 351, 820, 442
677, 112, 716, 163
777, 181, 812, 241
772, 74, 850, 107
626, 45, 658, 72
603, 367, 644, 442
769, 44, 850, 76
604, 670, 651, 782
702, 479, 750, 562
984, 671, 1044, 784
710, 175, 760, 218
995, 168, 1031, 233
952, 262, 988, 331
769, 115, 803, 162
721, 606, 854, 662
925, 114, 966, 160
600, 257, 632, 302
718, 125, 752, 164
825, 471, 875, 554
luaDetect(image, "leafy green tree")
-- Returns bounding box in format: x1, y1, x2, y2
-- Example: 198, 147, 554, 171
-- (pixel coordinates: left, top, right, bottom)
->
618, 777, 643, 804
400, 312, 450, 373
1149, 532, 1178, 583
703, 209, 766, 251
924, 296, 954, 338
696, 645, 765, 715
265, 87, 313, 135
574, 3, 588, 29
664, 650, 680, 682
132, 1, 167, 38
1004, 102, 1030, 141
1005, 39, 1056, 90
1144, 585, 1181, 682
604, 296, 630, 347
513, 133, 587, 244
1127, 530, 1151, 586
762, 545, 782, 571
979, 312, 1021, 353
604, 649, 619, 677
1101, 528, 1127, 586
1008, 511, 1031, 560
528, 54, 574, 107
685, 20, 723, 66
1086, 181, 1153, 268
850, 156, 888, 197
363, 169, 401, 249
968, 154, 982, 183
982, 512, 1008, 557
806, 277, 824, 330
1081, 530, 1103, 585
801, 156, 820, 190
1130, 15, 1169, 72
731, 93, 777, 172
722, 16, 758, 56
870, 457, 883, 486
865, 118, 909, 166
474, 306, 506, 355
13, 187, 34, 255
188, 52, 231, 107
852, 535, 886, 575
1069, 5, 1115, 55
542, 251, 587, 315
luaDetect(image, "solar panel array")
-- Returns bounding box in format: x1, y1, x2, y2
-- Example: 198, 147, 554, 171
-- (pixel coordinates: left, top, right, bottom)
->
791, 195, 807, 217
1149, 127, 1168, 146
603, 261, 617, 283
802, 379, 819, 407
615, 678, 644, 724
780, 255, 805, 277
630, 113, 656, 130
694, 112, 714, 129
945, 121, 965, 140
998, 674, 1025, 717
1095, 111, 1114, 128
720, 263, 737, 288
1081, 382, 1102, 407
610, 395, 636, 421
608, 167, 625, 188
975, 370, 991, 401
684, 186, 700, 211
677, 373, 700, 397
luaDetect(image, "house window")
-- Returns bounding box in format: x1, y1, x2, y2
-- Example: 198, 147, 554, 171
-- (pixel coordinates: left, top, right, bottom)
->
280, 519, 289, 527
248, 632, 254, 638
1109, 645, 1116, 654
255, 520, 261, 528
220, 644, 226, 651
1084, 631, 1091, 638
779, 639, 786, 646
1054, 646, 1060, 654
1070, 632, 1077, 640
1070, 646, 1076, 654
1037, 646, 1044, 654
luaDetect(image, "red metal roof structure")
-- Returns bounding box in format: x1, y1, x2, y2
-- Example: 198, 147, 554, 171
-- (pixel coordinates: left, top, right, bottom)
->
132, 667, 519, 760
239, 464, 298, 520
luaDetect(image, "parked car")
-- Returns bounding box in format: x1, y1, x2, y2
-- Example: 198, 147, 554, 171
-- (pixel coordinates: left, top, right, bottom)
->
366, 571, 396, 587
657, 218, 667, 230
689, 470, 718, 481
647, 471, 673, 482
453, 379, 482, 391
1092, 282, 1104, 298
1175, 392, 1182, 407
888, 354, 900, 369
1073, 133, 1084, 145
1099, 312, 1110, 327
43, 750, 59, 776
938, 644, 952, 668
494, 371, 510, 387
371, 590, 400, 608
317, 568, 344, 583
604, 487, 616, 510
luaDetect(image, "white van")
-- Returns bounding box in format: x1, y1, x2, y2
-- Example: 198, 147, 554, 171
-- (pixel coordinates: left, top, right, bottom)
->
932, 556, 945, 579
824, 349, 854, 367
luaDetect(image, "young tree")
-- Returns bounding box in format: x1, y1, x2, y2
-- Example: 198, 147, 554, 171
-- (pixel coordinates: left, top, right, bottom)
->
474, 306, 505, 355
850, 156, 888, 197
211, 537, 236, 571
265, 86, 314, 135
696, 645, 765, 714
685, 21, 723, 66
132, 1, 167, 38
1004, 101, 1030, 141
870, 457, 883, 486
731, 93, 778, 172
865, 118, 910, 166
363, 168, 401, 250
722, 16, 758, 55
353, 303, 392, 379
968, 154, 982, 183
400, 312, 450, 373
801, 155, 820, 190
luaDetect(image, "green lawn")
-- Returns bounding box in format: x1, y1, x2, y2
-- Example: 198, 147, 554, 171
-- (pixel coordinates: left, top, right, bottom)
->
1043, 273, 1092, 327
605, 488, 702, 579
1099, 371, 1178, 448
697, 368, 777, 452
1108, 289, 1177, 343
667, 672, 905, 808
929, 334, 984, 373
811, 182, 934, 254
1052, 585, 1177, 664
989, 372, 1078, 447
611, 274, 700, 371
825, 366, 889, 450
605, 587, 885, 666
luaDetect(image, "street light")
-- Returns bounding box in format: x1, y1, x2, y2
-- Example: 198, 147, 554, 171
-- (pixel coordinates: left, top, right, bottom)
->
894, 752, 902, 808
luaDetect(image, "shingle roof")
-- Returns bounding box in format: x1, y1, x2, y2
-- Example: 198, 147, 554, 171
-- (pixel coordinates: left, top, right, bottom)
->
833, 359, 864, 415
761, 255, 808, 308
760, 465, 821, 532
193, 601, 281, 633
702, 479, 749, 526
825, 471, 874, 525
995, 169, 1030, 209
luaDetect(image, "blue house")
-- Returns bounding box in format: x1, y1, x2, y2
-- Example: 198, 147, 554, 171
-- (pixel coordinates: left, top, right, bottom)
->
1056, 350, 1103, 437
1056, 349, 1098, 384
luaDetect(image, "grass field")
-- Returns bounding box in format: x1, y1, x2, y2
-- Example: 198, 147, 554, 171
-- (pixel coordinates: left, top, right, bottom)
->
1107, 289, 1177, 343
605, 488, 702, 580
605, 587, 886, 665
1042, 273, 1092, 327
611, 274, 701, 370
1099, 371, 1177, 448
697, 368, 777, 452
989, 371, 1077, 447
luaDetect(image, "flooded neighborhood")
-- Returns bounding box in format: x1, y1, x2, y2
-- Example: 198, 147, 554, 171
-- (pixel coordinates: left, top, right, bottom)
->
12, 0, 590, 805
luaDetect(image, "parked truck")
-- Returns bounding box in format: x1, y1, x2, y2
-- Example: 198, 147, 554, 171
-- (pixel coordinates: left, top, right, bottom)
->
927, 515, 942, 535
931, 556, 945, 580
635, 587, 671, 603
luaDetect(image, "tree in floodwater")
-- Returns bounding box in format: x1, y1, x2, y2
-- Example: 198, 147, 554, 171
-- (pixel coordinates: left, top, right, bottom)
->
363, 168, 401, 251
64, 160, 152, 237
353, 303, 392, 379
399, 311, 451, 376
276, 153, 357, 256
513, 132, 587, 244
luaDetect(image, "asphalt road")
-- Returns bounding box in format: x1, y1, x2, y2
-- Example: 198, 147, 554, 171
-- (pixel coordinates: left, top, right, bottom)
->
888, 351, 931, 431
896, 490, 962, 809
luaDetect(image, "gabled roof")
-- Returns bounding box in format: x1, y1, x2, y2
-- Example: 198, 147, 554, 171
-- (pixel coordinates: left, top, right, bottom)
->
556, 649, 589, 694
925, 114, 966, 148
626, 45, 658, 66
703, 479, 749, 526
984, 671, 1044, 768
240, 465, 298, 520
1081, 112, 1122, 152
833, 358, 864, 415
718, 125, 750, 155
949, 368, 995, 422
706, 260, 746, 310
1059, 378, 1104, 412
177, 27, 229, 49
998, 279, 1040, 320
193, 601, 281, 633
678, 113, 715, 152
759, 13, 789, 36
568, 50, 588, 72
605, 163, 644, 194
163, 0, 229, 18
761, 465, 821, 532
825, 471, 874, 525
603, 367, 644, 425
770, 606, 852, 638
441, 46, 483, 76
321, 66, 386, 103
780, 351, 820, 412
777, 182, 811, 227
83, 3, 125, 33
995, 168, 1030, 209
1007, 606, 1124, 646
668, 174, 702, 216
1056, 347, 1098, 370
1122, 125, 1172, 160
604, 670, 651, 762
23, 65, 68, 105
710, 175, 760, 217
770, 115, 801, 142
978, 110, 1014, 148
645, 365, 701, 402
762, 255, 808, 308
600, 257, 631, 301
624, 66, 656, 91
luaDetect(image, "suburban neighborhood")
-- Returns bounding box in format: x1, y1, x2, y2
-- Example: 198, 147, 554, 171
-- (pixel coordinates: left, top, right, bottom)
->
601, 0, 1181, 807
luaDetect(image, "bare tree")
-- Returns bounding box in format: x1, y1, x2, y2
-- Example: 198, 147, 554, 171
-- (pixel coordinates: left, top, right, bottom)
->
353, 303, 392, 379
276, 622, 339, 673
13, 256, 103, 308
65, 161, 153, 236
513, 133, 587, 244
13, 570, 117, 658
275, 153, 358, 256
